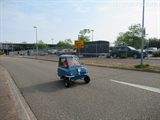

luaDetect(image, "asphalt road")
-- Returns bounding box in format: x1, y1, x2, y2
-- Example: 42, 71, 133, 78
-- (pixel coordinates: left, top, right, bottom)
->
0, 57, 160, 120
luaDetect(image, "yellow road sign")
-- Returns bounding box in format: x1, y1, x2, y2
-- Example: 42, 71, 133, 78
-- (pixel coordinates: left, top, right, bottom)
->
74, 40, 84, 48
74, 45, 84, 48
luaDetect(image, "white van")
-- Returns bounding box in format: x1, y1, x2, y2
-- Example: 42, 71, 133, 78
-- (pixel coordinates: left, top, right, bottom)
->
145, 47, 157, 54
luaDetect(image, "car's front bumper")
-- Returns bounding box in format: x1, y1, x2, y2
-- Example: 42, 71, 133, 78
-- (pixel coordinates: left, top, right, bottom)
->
65, 73, 89, 80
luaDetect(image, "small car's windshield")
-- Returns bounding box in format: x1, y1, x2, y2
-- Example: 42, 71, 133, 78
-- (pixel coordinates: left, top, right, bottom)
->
68, 56, 81, 67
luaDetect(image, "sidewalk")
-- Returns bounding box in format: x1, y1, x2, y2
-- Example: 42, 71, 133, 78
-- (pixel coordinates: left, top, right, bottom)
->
0, 66, 19, 120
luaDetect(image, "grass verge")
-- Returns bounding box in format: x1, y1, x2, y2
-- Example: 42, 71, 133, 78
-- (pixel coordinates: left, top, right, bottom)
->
81, 60, 160, 72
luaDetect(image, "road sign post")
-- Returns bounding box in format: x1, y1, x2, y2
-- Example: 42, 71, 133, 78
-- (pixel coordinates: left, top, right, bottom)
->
74, 40, 84, 57
74, 40, 84, 48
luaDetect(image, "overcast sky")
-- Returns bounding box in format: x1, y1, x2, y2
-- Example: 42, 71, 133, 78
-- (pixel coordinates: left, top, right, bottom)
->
1, 0, 160, 45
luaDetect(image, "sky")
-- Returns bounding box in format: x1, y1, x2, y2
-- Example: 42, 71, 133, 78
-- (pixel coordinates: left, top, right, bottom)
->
0, 0, 160, 45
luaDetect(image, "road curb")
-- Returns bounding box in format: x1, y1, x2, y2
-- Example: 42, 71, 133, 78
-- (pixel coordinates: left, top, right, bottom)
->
3, 66, 37, 120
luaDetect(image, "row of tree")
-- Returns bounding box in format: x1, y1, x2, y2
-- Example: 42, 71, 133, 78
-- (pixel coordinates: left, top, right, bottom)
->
9, 40, 49, 51
115, 23, 160, 49
10, 24, 160, 51
56, 24, 160, 49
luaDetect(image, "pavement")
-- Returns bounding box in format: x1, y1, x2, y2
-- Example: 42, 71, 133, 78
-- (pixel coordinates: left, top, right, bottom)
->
0, 55, 160, 120
0, 66, 20, 120
0, 65, 37, 120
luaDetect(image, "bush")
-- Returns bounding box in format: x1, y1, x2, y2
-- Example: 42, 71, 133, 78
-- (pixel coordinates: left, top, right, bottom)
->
106, 55, 111, 58
134, 64, 149, 68
120, 53, 127, 59
152, 51, 160, 57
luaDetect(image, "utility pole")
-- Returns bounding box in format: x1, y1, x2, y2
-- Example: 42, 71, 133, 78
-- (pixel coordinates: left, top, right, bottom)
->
51, 38, 54, 49
140, 0, 145, 65
91, 30, 94, 42
33, 26, 38, 56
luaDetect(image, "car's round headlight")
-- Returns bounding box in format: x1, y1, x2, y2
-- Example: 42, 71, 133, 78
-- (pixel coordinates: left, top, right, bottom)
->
77, 68, 81, 72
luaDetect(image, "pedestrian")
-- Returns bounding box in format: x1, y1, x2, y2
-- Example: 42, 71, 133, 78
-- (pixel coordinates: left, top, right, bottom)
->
27, 50, 30, 56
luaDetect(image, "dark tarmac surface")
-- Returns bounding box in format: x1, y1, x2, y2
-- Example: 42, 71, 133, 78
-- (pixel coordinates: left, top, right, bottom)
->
0, 55, 159, 120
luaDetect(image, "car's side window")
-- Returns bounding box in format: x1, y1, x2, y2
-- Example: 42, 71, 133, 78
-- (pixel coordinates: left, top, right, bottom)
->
124, 47, 128, 51
59, 58, 63, 66
117, 47, 122, 51
60, 58, 67, 67
116, 47, 120, 50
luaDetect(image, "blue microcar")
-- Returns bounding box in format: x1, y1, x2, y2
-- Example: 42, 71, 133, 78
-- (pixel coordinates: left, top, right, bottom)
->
57, 55, 90, 88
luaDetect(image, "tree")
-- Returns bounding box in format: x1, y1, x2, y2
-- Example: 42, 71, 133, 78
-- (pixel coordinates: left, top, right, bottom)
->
115, 23, 147, 49
147, 38, 160, 48
33, 40, 49, 49
78, 29, 91, 42
57, 39, 73, 48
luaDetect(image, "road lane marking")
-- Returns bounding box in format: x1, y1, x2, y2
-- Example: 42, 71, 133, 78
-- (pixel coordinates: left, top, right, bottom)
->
110, 79, 160, 94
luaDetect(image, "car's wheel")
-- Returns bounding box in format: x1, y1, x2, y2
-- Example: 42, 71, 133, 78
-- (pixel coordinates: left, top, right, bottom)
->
133, 54, 138, 59
113, 53, 117, 58
84, 75, 90, 83
64, 77, 70, 88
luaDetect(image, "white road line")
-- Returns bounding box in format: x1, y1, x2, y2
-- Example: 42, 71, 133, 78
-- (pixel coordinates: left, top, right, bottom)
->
110, 79, 160, 94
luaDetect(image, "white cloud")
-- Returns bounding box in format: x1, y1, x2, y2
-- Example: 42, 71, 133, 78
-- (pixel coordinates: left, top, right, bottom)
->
1, 0, 159, 44
97, 6, 108, 11
69, 0, 91, 13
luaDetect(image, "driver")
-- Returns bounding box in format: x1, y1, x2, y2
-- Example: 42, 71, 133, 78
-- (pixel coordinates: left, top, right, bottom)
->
63, 59, 67, 67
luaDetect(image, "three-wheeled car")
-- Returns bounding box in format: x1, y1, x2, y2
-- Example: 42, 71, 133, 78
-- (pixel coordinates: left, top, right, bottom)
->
57, 55, 90, 88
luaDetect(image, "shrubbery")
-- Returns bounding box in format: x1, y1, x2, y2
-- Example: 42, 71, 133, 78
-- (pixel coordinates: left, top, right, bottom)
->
134, 64, 149, 68
106, 55, 111, 58
152, 51, 160, 57
120, 54, 127, 59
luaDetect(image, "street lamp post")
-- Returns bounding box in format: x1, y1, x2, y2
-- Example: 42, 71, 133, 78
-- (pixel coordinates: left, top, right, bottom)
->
5, 41, 8, 55
140, 0, 145, 65
51, 38, 54, 48
10, 42, 13, 55
91, 30, 94, 42
51, 38, 54, 44
33, 26, 38, 56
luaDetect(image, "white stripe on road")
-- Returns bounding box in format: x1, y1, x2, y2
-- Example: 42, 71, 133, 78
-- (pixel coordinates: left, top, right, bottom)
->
110, 79, 160, 94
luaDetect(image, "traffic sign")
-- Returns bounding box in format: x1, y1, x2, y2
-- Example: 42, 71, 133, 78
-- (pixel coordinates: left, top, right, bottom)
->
74, 40, 84, 48
74, 45, 84, 48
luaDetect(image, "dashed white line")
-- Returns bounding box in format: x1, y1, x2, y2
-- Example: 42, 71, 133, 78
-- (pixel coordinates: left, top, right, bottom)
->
110, 79, 160, 94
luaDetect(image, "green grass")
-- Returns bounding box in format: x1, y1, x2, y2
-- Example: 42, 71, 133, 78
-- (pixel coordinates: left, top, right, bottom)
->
81, 60, 160, 72
134, 64, 149, 68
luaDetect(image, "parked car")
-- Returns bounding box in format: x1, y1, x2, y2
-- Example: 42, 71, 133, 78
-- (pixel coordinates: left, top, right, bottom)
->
145, 47, 157, 54
52, 50, 60, 55
57, 49, 76, 56
34, 51, 48, 56
57, 55, 90, 88
110, 46, 147, 59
